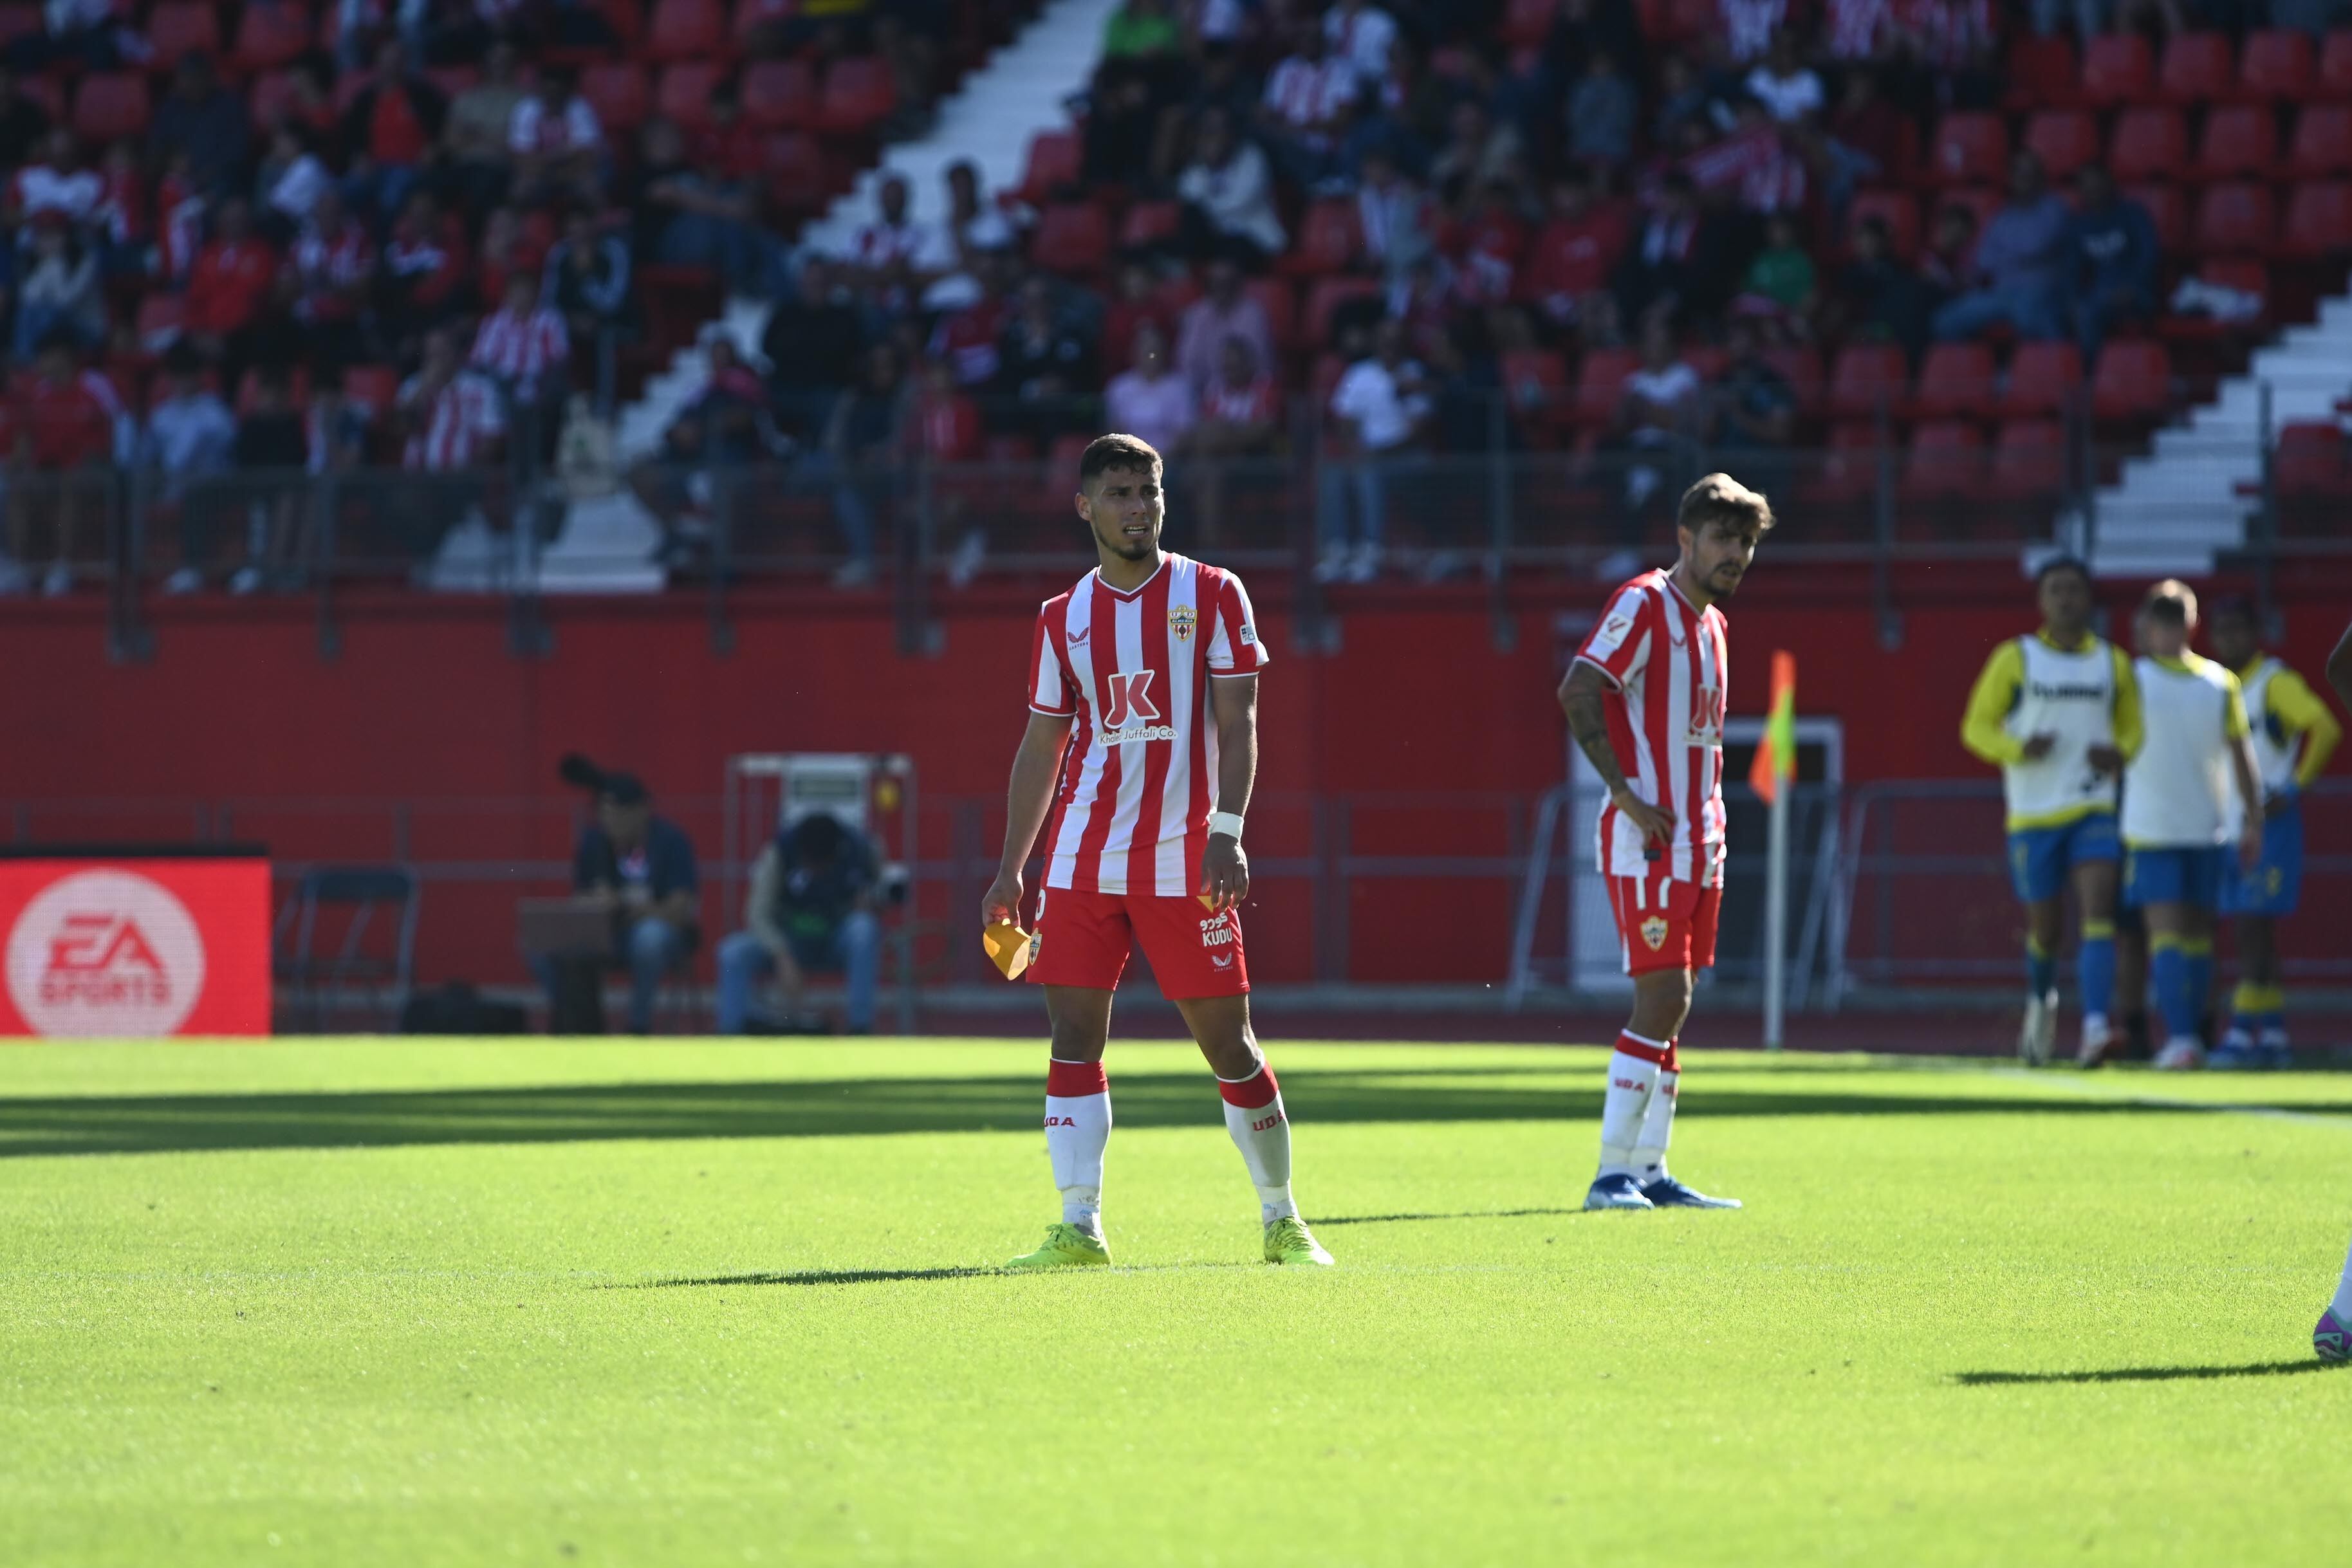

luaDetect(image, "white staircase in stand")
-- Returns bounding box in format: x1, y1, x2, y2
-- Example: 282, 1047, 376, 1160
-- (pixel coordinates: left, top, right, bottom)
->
2089, 293, 2352, 580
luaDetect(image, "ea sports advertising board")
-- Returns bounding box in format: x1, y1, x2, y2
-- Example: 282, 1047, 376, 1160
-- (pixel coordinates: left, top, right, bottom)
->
0, 854, 271, 1037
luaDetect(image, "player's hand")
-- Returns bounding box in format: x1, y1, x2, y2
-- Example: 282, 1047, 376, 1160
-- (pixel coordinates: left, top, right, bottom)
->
1201, 835, 1250, 915
2086, 743, 2124, 774
1610, 788, 1674, 847
2021, 733, 2058, 761
981, 869, 1024, 930
2238, 809, 2266, 873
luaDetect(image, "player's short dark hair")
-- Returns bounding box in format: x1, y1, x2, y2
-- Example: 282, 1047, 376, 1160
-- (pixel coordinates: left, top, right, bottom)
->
1676, 473, 1774, 537
1078, 433, 1162, 488
2033, 553, 2091, 591
2142, 578, 2198, 629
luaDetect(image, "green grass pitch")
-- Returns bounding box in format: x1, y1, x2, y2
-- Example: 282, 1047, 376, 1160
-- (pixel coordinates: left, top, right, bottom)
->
5, 1038, 2352, 1565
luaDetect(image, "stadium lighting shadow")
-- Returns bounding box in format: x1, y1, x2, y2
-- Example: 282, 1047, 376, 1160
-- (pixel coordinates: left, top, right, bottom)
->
1952, 1361, 2339, 1386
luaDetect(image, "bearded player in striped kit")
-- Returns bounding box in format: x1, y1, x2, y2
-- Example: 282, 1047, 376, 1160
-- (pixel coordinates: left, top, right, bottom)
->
983, 433, 1333, 1270
1557, 474, 1771, 1212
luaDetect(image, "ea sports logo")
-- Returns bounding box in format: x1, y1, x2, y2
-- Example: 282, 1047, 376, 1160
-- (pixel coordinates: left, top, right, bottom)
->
6, 871, 205, 1037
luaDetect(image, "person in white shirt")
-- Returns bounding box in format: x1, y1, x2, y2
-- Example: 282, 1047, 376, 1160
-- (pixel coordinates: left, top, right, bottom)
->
1103, 319, 1195, 461
2121, 580, 2264, 1070
140, 344, 239, 595
1176, 108, 1285, 270
1744, 30, 1825, 123
1322, 0, 1396, 86
1615, 316, 1703, 515
1318, 317, 1428, 584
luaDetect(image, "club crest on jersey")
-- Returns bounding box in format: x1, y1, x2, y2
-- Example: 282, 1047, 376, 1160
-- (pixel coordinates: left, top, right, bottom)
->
1640, 914, 1669, 952
1169, 604, 1197, 642
1100, 670, 1176, 743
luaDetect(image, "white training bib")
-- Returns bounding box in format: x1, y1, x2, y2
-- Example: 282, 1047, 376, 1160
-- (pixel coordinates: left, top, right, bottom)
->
2002, 635, 2120, 826
2124, 654, 2237, 848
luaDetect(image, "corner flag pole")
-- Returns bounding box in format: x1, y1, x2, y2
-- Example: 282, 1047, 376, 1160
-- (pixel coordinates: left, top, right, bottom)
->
1751, 652, 1797, 1052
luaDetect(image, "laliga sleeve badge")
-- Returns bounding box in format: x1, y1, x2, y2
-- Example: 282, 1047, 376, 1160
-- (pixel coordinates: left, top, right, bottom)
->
983, 920, 1034, 981
1640, 914, 1669, 952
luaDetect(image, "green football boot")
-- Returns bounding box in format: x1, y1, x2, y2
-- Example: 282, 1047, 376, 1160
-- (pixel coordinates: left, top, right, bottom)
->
1005, 1222, 1111, 1270
1263, 1215, 1335, 1266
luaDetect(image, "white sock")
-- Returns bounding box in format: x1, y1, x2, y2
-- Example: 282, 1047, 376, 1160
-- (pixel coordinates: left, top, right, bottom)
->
1219, 1060, 1295, 1224
1044, 1058, 1111, 1235
2331, 1232, 2352, 1320
1597, 1031, 1667, 1177
1633, 1059, 1678, 1186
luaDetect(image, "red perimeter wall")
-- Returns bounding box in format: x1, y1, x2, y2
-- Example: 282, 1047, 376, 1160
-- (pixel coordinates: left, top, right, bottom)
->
4, 562, 2344, 987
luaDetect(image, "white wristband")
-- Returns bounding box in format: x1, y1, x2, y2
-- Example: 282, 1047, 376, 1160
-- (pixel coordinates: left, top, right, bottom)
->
1208, 811, 1245, 842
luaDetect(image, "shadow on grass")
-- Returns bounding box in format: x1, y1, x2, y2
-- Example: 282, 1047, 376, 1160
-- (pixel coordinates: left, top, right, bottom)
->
1317, 1208, 1586, 1226
1953, 1360, 2339, 1385
5, 1062, 2336, 1159
627, 1266, 1003, 1289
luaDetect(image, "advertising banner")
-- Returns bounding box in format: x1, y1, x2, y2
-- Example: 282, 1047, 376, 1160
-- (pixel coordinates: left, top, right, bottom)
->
0, 857, 272, 1037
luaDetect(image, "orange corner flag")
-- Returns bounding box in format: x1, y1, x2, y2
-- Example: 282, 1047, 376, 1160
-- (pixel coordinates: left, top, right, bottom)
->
1750, 651, 1797, 804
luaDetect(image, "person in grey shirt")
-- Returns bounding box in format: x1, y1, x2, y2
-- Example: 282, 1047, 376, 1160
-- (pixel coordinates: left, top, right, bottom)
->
1932, 151, 2070, 342
140, 344, 239, 595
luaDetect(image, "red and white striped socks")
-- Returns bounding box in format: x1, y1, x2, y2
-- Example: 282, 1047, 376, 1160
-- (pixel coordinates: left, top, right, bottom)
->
1218, 1060, 1295, 1224
1044, 1058, 1111, 1235
1597, 1030, 1678, 1180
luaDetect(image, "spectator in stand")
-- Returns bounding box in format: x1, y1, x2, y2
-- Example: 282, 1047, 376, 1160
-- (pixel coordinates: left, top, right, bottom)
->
1104, 319, 1195, 459
3, 333, 116, 596
470, 270, 569, 456
627, 335, 781, 570
764, 255, 871, 437
913, 160, 1015, 311
1357, 147, 1432, 286
1566, 48, 1636, 169
1100, 260, 1177, 379
1522, 168, 1628, 330
1734, 209, 1816, 340
634, 118, 781, 297
11, 214, 101, 358
543, 208, 631, 356
1652, 52, 1714, 151
12, 129, 102, 232
340, 40, 447, 224
1826, 0, 1902, 62
1824, 68, 1906, 216
2062, 164, 2159, 365
266, 58, 344, 146
509, 69, 604, 206
6, 0, 138, 75
288, 187, 377, 368
142, 344, 239, 596
1709, 317, 1799, 472
997, 273, 1097, 441
475, 203, 548, 306
1323, 0, 1398, 88
1894, 0, 1999, 111
396, 326, 506, 554
835, 171, 931, 310
1176, 107, 1286, 271
0, 66, 51, 171
442, 39, 528, 215
1615, 315, 1702, 516
1320, 317, 1431, 584
811, 342, 903, 589
1175, 255, 1273, 398
1446, 179, 1530, 307
1615, 171, 1721, 329
257, 125, 335, 235
308, 365, 373, 476
183, 198, 283, 389
1260, 23, 1355, 185
229, 366, 310, 595
716, 811, 882, 1035
1831, 212, 1932, 360
378, 189, 468, 356
151, 55, 250, 199
1717, 0, 1788, 63
552, 767, 701, 1037
92, 139, 150, 281
1746, 30, 1824, 124
1919, 200, 1978, 307
1189, 334, 1281, 532
1932, 151, 2068, 342
1429, 101, 1523, 205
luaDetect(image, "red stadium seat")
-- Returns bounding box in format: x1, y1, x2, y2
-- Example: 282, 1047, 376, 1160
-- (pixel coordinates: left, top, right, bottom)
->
1806, 421, 1885, 502
817, 57, 896, 135
647, 0, 724, 60
233, 4, 311, 72
1936, 185, 2001, 236
1018, 129, 1081, 205
1927, 113, 2008, 186
580, 63, 650, 131
2192, 181, 2277, 254
1909, 342, 1996, 421
2291, 105, 2352, 176
1245, 277, 1297, 348
1302, 277, 1380, 349
734, 0, 795, 48
1117, 199, 1180, 249
1030, 202, 1109, 275
2236, 30, 2314, 100
71, 73, 148, 142
761, 133, 828, 210
145, 2, 219, 69
2281, 180, 2352, 257
742, 59, 816, 130
1763, 344, 1824, 418
1571, 346, 1642, 427
2124, 181, 2187, 251
2091, 342, 2170, 422
2024, 111, 2099, 180
1500, 347, 1568, 441
1681, 345, 1728, 384
2192, 106, 2275, 181
2001, 342, 2083, 418
2110, 108, 2188, 183
2158, 32, 2234, 104
1501, 0, 1557, 46
1846, 189, 1920, 259
1279, 199, 1363, 276
2081, 35, 2154, 108
0, 4, 37, 44
1987, 420, 2067, 500
2006, 34, 2079, 110
656, 62, 725, 131
2273, 422, 2344, 495
2324, 30, 2352, 98
1828, 344, 1909, 421
1903, 421, 1985, 499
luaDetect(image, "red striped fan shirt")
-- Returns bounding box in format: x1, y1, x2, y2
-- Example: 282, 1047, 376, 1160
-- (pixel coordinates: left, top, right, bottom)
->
398, 369, 505, 470
1573, 568, 1730, 887
469, 305, 569, 382
1026, 553, 1268, 898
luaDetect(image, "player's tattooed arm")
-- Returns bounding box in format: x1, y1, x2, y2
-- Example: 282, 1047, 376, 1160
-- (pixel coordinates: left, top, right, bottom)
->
1559, 661, 1674, 845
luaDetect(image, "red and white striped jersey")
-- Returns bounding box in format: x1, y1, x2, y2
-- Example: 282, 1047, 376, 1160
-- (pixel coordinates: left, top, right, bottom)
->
1574, 568, 1730, 886
469, 306, 568, 382
398, 369, 505, 470
1200, 375, 1277, 427
1026, 553, 1269, 897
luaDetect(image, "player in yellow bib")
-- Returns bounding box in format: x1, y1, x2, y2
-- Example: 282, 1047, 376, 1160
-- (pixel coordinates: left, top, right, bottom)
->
2204, 598, 2342, 1068
1960, 556, 2142, 1066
